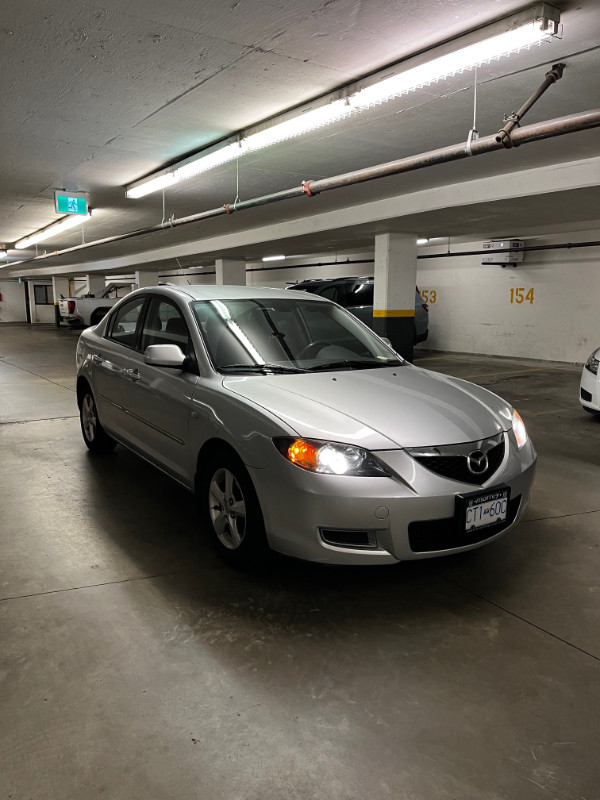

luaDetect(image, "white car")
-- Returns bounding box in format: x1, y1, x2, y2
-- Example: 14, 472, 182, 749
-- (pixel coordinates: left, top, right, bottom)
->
580, 348, 600, 414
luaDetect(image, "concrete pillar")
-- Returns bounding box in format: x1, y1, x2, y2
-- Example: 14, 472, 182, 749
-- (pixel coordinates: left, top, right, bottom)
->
134, 271, 160, 289
215, 258, 246, 285
84, 274, 106, 296
373, 233, 417, 361
52, 276, 70, 327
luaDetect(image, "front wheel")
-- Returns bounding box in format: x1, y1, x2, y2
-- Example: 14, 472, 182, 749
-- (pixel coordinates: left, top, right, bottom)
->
80, 388, 116, 453
199, 451, 269, 567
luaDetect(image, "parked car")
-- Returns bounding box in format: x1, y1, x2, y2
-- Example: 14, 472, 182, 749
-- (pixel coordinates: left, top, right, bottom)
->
58, 283, 127, 327
580, 347, 600, 414
287, 276, 428, 343
76, 285, 536, 567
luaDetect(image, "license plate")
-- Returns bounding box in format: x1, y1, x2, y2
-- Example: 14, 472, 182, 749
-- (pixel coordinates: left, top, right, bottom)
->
461, 488, 510, 532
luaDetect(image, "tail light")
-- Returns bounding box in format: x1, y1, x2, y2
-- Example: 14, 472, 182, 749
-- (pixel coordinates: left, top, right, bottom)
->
421, 303, 429, 312
67, 300, 76, 314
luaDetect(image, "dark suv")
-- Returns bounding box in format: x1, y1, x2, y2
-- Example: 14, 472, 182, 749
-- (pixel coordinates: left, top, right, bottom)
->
288, 277, 428, 343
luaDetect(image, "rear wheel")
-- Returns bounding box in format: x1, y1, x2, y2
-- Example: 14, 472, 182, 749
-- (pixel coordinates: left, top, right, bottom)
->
80, 388, 116, 453
199, 450, 269, 567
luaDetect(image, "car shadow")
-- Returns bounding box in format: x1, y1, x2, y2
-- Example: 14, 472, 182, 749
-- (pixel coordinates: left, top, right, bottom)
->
80, 443, 530, 640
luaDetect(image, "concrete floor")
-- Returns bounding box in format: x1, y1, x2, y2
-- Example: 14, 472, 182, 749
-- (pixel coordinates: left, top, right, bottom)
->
1, 323, 599, 800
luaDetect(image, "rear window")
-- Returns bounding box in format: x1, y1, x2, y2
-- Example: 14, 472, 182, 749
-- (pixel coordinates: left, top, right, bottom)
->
346, 283, 373, 307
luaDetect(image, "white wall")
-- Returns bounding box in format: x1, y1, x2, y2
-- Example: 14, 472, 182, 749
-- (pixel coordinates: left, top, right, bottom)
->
418, 230, 600, 364
0, 281, 27, 322
166, 231, 600, 364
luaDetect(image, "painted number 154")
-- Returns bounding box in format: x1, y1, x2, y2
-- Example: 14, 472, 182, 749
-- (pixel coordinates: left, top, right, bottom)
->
510, 288, 534, 304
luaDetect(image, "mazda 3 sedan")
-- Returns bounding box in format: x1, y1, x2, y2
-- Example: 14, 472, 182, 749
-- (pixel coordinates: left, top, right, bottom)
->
76, 285, 536, 566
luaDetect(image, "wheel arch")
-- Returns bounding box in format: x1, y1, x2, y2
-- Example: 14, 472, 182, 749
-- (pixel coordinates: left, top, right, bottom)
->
194, 437, 244, 490
76, 376, 91, 408
90, 307, 111, 325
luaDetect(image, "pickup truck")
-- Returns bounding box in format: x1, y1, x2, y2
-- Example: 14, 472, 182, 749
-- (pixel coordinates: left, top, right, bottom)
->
58, 284, 128, 327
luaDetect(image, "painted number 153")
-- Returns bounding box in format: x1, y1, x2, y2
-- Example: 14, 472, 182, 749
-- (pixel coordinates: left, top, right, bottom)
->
510, 288, 534, 304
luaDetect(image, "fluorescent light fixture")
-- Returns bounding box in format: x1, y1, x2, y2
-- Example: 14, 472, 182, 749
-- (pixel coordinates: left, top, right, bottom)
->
244, 100, 352, 152
14, 212, 92, 249
351, 19, 556, 109
125, 5, 560, 198
417, 238, 429, 245
126, 173, 176, 199
262, 255, 286, 262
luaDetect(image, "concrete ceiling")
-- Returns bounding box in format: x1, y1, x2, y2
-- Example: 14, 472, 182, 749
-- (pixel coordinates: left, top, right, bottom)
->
1, 0, 600, 277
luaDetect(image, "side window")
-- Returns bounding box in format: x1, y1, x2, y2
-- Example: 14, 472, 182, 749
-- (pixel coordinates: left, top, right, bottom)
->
317, 285, 337, 301
318, 285, 348, 305
140, 298, 193, 356
347, 282, 373, 307
107, 297, 146, 348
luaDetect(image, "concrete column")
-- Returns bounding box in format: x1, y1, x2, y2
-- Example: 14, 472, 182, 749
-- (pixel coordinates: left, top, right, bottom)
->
134, 271, 160, 289
373, 233, 417, 361
52, 276, 70, 327
215, 258, 246, 285
84, 274, 106, 296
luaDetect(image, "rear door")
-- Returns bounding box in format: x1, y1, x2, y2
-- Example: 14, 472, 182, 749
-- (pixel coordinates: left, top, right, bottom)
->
344, 280, 374, 328
92, 295, 148, 439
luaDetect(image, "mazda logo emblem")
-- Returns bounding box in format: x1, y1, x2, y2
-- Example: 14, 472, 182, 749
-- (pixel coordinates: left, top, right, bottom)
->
467, 449, 489, 474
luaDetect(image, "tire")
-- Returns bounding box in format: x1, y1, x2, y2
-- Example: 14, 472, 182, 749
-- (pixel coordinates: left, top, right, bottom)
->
80, 388, 117, 453
199, 450, 269, 568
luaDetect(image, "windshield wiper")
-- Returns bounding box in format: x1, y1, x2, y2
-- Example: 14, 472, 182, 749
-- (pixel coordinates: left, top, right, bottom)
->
309, 359, 404, 372
219, 363, 308, 374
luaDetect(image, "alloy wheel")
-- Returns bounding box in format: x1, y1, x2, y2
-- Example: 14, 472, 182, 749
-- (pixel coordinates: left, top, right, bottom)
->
82, 394, 97, 442
208, 467, 247, 549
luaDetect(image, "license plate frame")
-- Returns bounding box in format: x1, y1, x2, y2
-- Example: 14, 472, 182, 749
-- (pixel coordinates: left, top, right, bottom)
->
456, 485, 511, 533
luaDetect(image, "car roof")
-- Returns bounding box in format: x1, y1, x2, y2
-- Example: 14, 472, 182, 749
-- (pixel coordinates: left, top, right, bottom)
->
136, 284, 330, 303
292, 276, 373, 287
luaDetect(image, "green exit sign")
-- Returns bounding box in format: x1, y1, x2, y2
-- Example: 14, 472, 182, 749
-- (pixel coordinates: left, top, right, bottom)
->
54, 190, 88, 215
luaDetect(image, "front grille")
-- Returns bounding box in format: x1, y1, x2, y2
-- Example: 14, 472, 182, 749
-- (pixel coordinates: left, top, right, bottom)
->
408, 496, 521, 552
413, 440, 505, 486
581, 388, 592, 402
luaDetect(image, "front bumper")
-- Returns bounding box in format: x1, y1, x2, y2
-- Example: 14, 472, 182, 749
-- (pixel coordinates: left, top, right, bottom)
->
250, 433, 537, 565
580, 365, 600, 412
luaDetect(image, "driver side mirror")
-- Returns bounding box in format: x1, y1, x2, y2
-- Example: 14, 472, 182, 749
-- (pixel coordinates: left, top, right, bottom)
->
144, 344, 186, 368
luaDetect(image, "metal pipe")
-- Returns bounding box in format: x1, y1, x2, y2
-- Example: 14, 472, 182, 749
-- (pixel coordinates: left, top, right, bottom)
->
10, 106, 600, 269
495, 63, 565, 147
306, 107, 600, 195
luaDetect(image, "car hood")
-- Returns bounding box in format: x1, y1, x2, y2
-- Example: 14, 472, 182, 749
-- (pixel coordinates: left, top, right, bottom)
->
223, 365, 512, 449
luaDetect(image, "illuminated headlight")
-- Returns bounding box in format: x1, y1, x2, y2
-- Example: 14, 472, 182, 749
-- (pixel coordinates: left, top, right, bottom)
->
274, 438, 388, 476
585, 351, 600, 375
512, 410, 528, 449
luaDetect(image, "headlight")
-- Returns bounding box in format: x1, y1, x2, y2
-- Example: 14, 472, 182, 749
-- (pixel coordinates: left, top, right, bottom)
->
512, 410, 528, 449
274, 437, 388, 476
585, 351, 599, 375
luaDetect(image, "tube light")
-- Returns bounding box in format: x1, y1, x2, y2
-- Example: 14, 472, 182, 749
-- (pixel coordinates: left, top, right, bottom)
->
417, 238, 429, 245
262, 255, 286, 262
14, 212, 92, 249
125, 6, 560, 198
352, 21, 555, 109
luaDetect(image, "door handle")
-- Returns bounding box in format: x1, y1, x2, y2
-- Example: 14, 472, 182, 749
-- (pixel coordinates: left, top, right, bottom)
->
125, 368, 141, 382
92, 353, 103, 364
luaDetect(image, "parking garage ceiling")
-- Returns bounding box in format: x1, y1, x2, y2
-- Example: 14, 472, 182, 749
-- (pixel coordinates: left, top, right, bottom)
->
1, 0, 600, 275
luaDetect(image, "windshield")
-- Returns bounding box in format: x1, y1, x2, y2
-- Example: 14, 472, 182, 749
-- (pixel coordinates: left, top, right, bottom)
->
191, 298, 405, 373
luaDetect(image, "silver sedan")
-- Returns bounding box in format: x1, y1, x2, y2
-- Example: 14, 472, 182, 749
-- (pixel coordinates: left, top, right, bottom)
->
76, 285, 536, 567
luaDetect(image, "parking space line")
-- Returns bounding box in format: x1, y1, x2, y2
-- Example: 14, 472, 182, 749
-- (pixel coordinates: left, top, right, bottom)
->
460, 366, 572, 379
